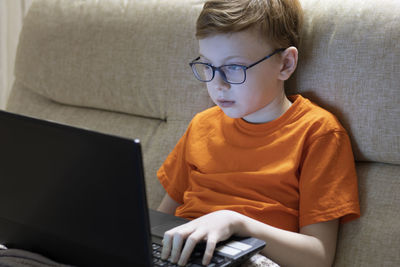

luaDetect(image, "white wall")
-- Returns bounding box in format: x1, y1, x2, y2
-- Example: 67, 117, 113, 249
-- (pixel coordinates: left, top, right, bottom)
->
0, 0, 32, 109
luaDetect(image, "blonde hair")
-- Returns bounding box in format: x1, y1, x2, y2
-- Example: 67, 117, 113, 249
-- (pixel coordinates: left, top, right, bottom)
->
196, 0, 303, 49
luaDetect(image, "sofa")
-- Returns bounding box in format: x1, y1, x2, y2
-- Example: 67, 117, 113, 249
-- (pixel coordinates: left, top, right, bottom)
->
3, 0, 399, 266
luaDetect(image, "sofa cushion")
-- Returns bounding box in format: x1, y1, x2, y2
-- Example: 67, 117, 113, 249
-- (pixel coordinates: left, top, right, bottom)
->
287, 0, 400, 164
14, 0, 213, 122
335, 162, 400, 266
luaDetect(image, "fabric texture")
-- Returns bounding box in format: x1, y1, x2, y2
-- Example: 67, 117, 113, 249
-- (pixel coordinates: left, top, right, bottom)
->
0, 0, 33, 109
286, 0, 400, 165
13, 0, 212, 121
334, 162, 400, 266
158, 95, 360, 231
242, 254, 280, 267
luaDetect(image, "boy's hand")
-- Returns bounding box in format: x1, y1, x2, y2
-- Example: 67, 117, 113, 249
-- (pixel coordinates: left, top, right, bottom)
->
161, 210, 242, 266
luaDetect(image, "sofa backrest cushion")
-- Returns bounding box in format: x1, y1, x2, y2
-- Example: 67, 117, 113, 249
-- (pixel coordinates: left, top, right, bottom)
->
14, 0, 213, 122
287, 0, 400, 165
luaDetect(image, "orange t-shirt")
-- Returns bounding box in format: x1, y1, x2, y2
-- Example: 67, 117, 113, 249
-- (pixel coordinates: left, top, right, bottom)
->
157, 95, 360, 232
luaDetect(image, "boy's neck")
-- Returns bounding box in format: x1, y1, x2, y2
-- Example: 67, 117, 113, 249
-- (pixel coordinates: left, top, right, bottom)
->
242, 91, 292, 124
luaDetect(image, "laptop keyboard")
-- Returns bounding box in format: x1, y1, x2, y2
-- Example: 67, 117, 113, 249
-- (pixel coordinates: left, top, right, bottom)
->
152, 243, 231, 267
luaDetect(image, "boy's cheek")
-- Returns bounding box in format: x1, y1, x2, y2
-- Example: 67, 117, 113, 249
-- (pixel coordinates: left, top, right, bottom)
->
206, 87, 217, 101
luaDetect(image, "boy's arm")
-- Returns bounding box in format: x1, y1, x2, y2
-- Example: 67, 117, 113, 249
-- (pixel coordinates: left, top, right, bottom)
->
238, 212, 339, 267
157, 193, 180, 215
161, 210, 338, 267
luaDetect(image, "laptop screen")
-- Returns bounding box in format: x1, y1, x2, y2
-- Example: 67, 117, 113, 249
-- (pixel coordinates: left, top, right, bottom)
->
0, 110, 152, 266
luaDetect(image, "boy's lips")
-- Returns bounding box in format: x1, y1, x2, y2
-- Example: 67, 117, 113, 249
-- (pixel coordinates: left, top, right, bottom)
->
217, 99, 235, 108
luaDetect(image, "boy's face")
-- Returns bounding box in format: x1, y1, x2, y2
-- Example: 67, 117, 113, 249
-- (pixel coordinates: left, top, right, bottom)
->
198, 29, 286, 123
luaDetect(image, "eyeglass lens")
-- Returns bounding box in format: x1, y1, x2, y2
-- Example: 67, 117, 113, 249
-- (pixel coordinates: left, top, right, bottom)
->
192, 63, 245, 84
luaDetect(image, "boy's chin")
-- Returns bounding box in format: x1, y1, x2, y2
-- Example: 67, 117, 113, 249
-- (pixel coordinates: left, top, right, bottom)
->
219, 108, 243, 119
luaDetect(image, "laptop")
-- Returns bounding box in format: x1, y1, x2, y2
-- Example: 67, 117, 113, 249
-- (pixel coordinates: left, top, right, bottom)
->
0, 110, 265, 266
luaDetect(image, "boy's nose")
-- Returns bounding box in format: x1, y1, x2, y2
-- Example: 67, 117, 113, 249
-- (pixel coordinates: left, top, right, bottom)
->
212, 72, 231, 91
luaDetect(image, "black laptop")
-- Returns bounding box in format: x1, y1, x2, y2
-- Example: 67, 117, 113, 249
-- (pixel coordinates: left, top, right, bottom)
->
0, 110, 265, 266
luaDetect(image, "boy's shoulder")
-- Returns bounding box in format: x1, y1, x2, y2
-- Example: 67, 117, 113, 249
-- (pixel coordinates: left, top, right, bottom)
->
292, 95, 348, 135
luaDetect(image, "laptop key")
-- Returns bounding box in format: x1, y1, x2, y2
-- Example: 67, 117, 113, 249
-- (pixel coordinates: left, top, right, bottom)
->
187, 263, 216, 267
211, 256, 225, 264
152, 242, 230, 267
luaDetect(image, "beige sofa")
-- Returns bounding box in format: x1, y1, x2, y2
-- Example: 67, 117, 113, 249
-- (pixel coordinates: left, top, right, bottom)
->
5, 0, 399, 266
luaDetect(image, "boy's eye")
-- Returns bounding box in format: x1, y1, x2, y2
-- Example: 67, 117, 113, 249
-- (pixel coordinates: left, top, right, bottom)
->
204, 64, 212, 70
224, 65, 243, 72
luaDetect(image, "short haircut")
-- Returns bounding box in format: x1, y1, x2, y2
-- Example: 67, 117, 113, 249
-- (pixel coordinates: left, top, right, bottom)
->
196, 0, 303, 49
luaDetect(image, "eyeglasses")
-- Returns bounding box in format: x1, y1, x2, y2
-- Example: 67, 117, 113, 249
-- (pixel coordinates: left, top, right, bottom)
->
189, 48, 286, 85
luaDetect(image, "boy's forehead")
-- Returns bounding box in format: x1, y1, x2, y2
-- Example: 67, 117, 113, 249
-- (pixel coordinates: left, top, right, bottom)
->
198, 30, 272, 60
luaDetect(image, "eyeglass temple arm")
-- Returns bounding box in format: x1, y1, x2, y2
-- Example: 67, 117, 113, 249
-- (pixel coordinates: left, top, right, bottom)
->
190, 57, 201, 64
246, 48, 286, 69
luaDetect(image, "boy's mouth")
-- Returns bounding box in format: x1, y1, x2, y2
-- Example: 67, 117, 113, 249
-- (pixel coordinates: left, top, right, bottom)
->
217, 99, 235, 108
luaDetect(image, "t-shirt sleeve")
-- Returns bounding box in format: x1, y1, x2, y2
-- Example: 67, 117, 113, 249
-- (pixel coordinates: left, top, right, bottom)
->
157, 122, 193, 204
299, 131, 361, 228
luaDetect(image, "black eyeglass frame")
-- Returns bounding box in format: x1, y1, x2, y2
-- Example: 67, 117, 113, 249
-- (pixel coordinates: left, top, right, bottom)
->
189, 48, 286, 85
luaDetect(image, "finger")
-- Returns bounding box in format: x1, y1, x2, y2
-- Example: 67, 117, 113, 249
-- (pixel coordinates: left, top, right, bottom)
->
161, 232, 173, 260
161, 224, 192, 260
202, 236, 218, 266
177, 231, 206, 266
170, 232, 186, 263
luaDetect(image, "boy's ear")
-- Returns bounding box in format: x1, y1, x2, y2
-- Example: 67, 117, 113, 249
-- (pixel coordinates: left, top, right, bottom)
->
278, 46, 298, 81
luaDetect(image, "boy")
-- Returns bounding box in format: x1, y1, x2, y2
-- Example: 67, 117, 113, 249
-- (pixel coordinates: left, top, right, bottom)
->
157, 0, 360, 266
